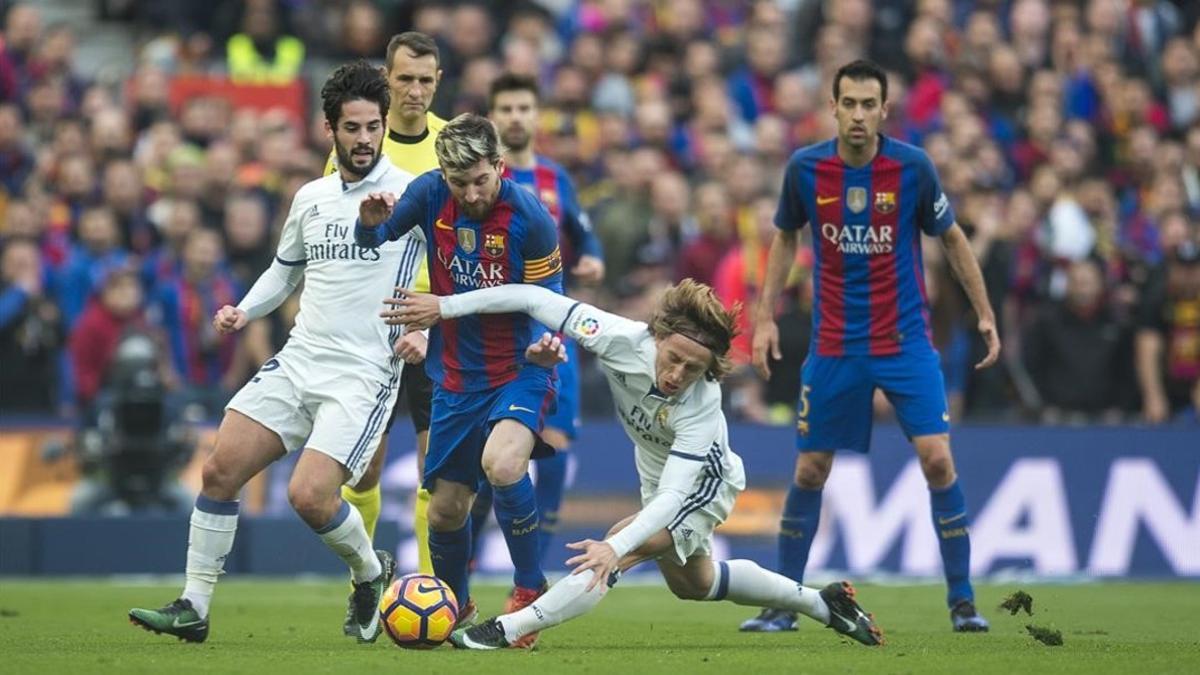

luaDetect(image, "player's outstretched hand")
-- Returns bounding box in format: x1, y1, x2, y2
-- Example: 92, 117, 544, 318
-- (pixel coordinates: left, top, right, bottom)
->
525, 332, 567, 368
565, 538, 619, 592
393, 330, 428, 364
571, 255, 605, 284
212, 305, 247, 334
751, 317, 781, 379
381, 290, 442, 329
974, 317, 1001, 369
358, 191, 396, 228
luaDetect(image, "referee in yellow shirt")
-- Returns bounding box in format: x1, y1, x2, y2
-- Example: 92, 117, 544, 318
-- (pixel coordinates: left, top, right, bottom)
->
324, 31, 445, 635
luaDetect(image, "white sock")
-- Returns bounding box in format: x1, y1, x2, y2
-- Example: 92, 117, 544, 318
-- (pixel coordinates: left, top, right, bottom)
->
315, 501, 382, 583
705, 559, 830, 625
500, 570, 611, 643
182, 497, 240, 619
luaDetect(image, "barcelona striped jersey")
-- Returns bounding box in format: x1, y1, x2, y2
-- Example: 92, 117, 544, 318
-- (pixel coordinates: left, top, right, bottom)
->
356, 170, 564, 392
775, 135, 956, 356
503, 155, 602, 276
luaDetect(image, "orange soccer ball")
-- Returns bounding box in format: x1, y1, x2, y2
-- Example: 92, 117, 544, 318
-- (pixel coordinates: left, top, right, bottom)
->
378, 573, 459, 649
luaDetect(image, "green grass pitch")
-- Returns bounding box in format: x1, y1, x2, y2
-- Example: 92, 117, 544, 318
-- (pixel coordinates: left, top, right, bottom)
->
1, 580, 1197, 674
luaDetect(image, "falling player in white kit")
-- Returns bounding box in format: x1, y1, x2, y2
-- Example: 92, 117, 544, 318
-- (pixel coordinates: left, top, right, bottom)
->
128, 61, 420, 644
385, 280, 884, 649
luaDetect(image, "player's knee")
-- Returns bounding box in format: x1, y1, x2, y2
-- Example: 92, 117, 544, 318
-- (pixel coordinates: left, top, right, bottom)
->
482, 452, 528, 486
794, 459, 831, 490
920, 450, 956, 487
200, 455, 240, 500
427, 498, 468, 531
287, 480, 334, 524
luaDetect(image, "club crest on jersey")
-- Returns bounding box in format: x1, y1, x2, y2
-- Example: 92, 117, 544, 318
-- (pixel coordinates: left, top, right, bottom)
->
655, 405, 670, 428
875, 191, 896, 214
539, 189, 558, 207
457, 227, 476, 253
847, 187, 867, 213
484, 233, 505, 258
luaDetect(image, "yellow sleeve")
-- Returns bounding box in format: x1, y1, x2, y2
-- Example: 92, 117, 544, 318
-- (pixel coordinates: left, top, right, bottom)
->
323, 150, 336, 176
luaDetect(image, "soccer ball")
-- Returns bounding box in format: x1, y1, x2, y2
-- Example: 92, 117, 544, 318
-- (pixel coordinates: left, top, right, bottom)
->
378, 573, 459, 649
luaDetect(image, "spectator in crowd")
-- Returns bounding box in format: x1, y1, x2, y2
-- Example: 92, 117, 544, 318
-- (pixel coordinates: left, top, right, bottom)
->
0, 237, 61, 413
55, 205, 128, 329
1137, 241, 1200, 423
1024, 258, 1135, 423
225, 0, 304, 85
675, 180, 735, 287
150, 227, 240, 415
69, 266, 149, 408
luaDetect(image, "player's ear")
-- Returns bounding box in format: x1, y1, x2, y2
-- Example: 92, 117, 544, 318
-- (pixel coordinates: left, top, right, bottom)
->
880, 99, 889, 121
324, 119, 333, 139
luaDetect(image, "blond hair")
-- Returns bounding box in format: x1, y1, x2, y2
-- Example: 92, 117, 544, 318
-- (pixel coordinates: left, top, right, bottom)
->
434, 113, 501, 173
648, 279, 740, 380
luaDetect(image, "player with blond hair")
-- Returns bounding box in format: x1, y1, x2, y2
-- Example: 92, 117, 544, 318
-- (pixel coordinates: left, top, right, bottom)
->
383, 279, 884, 649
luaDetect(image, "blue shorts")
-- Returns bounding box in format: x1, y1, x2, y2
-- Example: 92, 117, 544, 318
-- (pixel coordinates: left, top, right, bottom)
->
543, 340, 580, 439
797, 348, 949, 454
424, 366, 557, 491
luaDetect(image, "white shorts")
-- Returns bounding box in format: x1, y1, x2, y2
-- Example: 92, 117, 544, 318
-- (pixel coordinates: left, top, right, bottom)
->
640, 473, 741, 567
226, 345, 400, 485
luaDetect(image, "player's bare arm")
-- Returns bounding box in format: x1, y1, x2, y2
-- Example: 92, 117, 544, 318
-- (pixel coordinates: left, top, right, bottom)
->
752, 228, 799, 379
938, 224, 1000, 369
358, 191, 397, 228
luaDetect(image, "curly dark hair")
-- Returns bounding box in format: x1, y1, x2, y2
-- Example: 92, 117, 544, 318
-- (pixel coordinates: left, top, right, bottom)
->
320, 59, 390, 127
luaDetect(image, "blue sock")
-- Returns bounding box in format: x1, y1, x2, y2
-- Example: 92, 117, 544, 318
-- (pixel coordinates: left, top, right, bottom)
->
468, 482, 494, 566
533, 452, 568, 563
492, 474, 545, 590
779, 485, 822, 583
429, 516, 472, 607
930, 480, 974, 606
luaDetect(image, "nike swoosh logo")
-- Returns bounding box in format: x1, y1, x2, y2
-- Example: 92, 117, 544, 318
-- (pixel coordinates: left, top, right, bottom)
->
832, 613, 857, 633
508, 404, 535, 413
435, 218, 453, 230
938, 513, 967, 525
416, 582, 441, 594
359, 611, 379, 640
816, 195, 839, 205
512, 510, 537, 526
942, 412, 951, 422
172, 616, 202, 628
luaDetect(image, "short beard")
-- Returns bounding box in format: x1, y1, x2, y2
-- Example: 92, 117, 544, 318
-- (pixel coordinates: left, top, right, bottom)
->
501, 129, 531, 153
336, 143, 381, 180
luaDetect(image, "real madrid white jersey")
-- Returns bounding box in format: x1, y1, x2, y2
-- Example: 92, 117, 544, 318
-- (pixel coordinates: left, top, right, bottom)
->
237, 159, 423, 377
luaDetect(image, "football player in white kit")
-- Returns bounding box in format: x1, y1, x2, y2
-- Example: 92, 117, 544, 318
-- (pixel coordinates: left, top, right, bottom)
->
385, 280, 884, 649
129, 61, 421, 644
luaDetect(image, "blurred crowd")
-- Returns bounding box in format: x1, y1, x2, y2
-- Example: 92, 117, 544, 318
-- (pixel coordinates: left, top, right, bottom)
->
2, 0, 1199, 428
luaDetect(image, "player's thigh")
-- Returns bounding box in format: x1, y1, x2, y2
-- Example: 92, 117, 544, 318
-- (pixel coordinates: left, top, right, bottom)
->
482, 368, 556, 481
308, 369, 400, 487
873, 349, 950, 440
203, 409, 288, 494
656, 553, 716, 601
797, 354, 874, 454
480, 419, 536, 484
423, 387, 489, 493
403, 362, 433, 451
